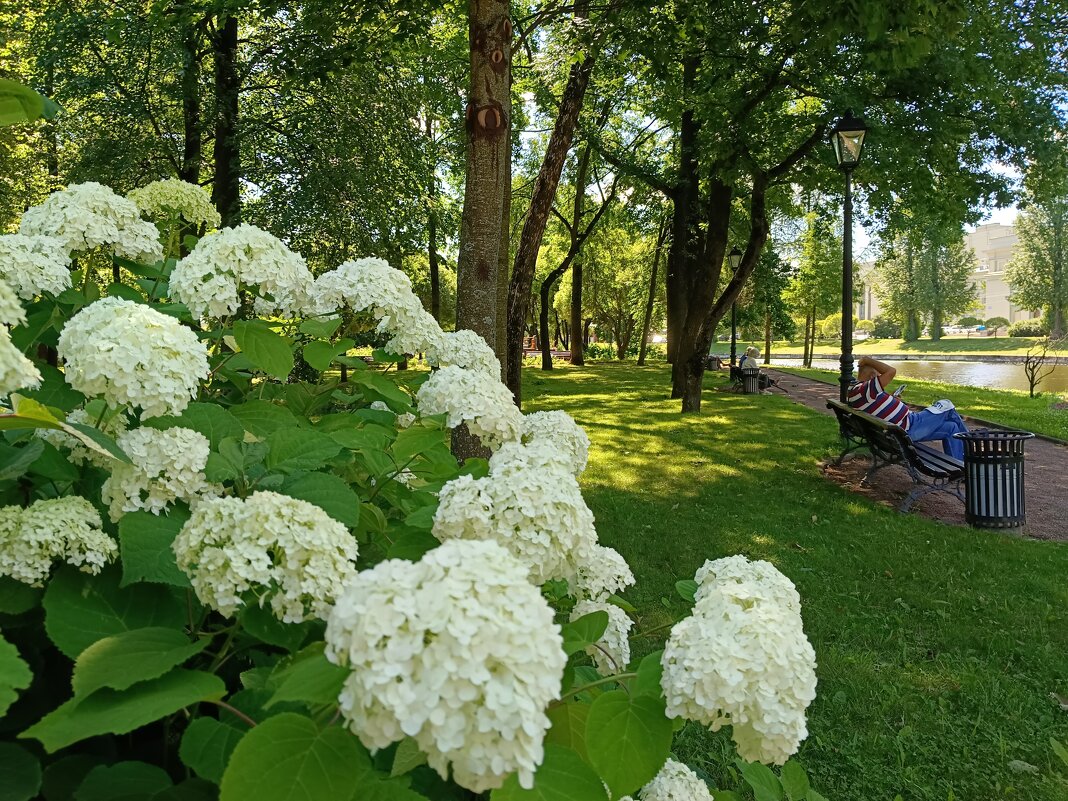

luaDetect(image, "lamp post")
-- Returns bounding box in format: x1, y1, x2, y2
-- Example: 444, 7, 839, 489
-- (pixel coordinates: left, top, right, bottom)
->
727, 246, 743, 366
829, 110, 869, 402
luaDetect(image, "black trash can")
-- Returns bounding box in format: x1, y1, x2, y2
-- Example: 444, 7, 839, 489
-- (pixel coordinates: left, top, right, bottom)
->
741, 367, 761, 394
953, 429, 1035, 529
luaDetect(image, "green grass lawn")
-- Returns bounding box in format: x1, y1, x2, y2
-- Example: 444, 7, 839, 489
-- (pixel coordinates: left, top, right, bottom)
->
711, 336, 1054, 358
521, 362, 1068, 801
780, 366, 1068, 441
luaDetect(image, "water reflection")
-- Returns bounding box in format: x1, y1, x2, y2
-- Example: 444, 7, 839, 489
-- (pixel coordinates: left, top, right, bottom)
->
772, 358, 1068, 394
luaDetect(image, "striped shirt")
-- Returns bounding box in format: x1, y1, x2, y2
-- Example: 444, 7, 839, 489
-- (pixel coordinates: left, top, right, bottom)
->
846, 377, 911, 430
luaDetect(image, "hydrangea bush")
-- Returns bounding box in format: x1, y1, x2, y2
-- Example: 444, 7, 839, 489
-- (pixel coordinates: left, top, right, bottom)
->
0, 181, 828, 801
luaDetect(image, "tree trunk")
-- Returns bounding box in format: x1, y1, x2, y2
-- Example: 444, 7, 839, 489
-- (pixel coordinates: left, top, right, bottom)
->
427, 116, 441, 322
495, 109, 512, 365
638, 216, 669, 366
180, 18, 203, 185
570, 263, 584, 365
454, 0, 512, 459
505, 7, 595, 404
763, 310, 772, 364
211, 14, 241, 226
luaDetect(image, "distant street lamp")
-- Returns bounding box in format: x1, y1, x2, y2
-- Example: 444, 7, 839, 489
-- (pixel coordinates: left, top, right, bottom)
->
728, 246, 743, 366
829, 110, 869, 402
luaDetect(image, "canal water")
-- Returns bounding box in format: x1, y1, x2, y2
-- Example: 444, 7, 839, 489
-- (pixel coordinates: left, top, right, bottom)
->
771, 358, 1068, 394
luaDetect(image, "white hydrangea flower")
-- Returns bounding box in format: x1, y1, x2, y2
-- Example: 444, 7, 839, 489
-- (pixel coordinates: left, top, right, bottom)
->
57, 297, 209, 419
0, 234, 71, 301
0, 328, 41, 396
0, 278, 26, 327
324, 539, 566, 793
693, 554, 801, 612
102, 427, 220, 521
489, 439, 575, 477
571, 544, 636, 601
170, 224, 314, 318
396, 412, 416, 429
19, 182, 163, 263
571, 599, 632, 675
634, 759, 715, 801
521, 410, 590, 475
127, 179, 221, 228
0, 496, 115, 586
660, 557, 817, 765
37, 407, 128, 468
173, 491, 358, 623
433, 453, 597, 585
428, 329, 500, 375
416, 366, 521, 450
310, 258, 444, 354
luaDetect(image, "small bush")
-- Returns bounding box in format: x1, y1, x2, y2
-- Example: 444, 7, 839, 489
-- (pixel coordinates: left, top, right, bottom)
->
956, 315, 983, 327
856, 319, 875, 335
1008, 319, 1048, 337
871, 316, 901, 339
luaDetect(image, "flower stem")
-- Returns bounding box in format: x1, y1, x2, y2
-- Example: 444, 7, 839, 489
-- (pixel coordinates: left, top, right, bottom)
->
549, 672, 637, 708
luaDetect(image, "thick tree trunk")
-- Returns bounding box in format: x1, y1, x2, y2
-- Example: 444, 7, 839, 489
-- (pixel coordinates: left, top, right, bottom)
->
454, 0, 512, 459
427, 117, 441, 322
211, 14, 241, 226
180, 19, 202, 185
496, 153, 511, 364
638, 217, 669, 366
505, 16, 595, 405
570, 263, 584, 364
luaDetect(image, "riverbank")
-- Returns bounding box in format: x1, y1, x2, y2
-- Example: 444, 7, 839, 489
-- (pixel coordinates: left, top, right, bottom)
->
713, 335, 1060, 359
778, 366, 1068, 441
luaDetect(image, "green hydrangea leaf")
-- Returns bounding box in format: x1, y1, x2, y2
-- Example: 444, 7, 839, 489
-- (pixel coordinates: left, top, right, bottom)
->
265, 643, 347, 710
72, 627, 209, 698
490, 745, 607, 801
278, 471, 360, 527
21, 669, 225, 753
0, 633, 33, 716
0, 742, 41, 801
73, 762, 172, 801
118, 510, 191, 588
561, 611, 609, 657
264, 428, 342, 473
584, 690, 673, 799
42, 566, 186, 659
142, 403, 244, 449
233, 320, 294, 380
179, 717, 246, 783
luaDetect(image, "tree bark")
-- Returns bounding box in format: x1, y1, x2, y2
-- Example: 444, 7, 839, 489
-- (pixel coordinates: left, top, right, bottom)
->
426, 116, 441, 322
764, 310, 772, 364
211, 14, 241, 226
454, 0, 512, 460
638, 216, 669, 366
570, 262, 584, 364
505, 10, 595, 404
180, 17, 203, 185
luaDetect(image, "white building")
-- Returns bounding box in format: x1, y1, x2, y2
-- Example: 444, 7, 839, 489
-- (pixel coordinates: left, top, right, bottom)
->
856, 222, 1042, 324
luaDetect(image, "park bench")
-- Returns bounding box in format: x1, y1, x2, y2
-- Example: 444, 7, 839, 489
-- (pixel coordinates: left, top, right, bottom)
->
826, 399, 965, 513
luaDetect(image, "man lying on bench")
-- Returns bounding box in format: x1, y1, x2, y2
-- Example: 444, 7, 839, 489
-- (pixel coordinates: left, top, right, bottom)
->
846, 356, 969, 459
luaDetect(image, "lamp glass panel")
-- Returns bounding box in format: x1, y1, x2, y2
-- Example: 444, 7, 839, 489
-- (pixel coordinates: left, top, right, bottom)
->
834, 129, 866, 166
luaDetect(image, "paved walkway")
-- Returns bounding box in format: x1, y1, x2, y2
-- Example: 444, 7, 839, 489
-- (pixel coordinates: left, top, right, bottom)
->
766, 369, 1067, 541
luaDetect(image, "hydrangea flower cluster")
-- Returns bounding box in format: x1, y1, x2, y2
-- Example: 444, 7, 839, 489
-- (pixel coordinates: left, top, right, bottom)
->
0, 278, 25, 327
520, 410, 590, 475
489, 438, 577, 477
127, 179, 221, 228
572, 543, 636, 601
660, 556, 817, 765
428, 329, 501, 375
324, 539, 566, 793
0, 278, 40, 395
434, 441, 598, 585
0, 496, 115, 586
173, 491, 359, 623
19, 182, 163, 262
57, 297, 209, 419
101, 427, 220, 521
416, 365, 522, 449
571, 599, 632, 675
0, 233, 72, 300
170, 223, 314, 318
311, 257, 443, 355
620, 759, 715, 801
38, 407, 128, 468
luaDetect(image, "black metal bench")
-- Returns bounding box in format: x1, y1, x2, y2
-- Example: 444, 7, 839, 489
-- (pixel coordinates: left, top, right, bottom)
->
826, 399, 964, 513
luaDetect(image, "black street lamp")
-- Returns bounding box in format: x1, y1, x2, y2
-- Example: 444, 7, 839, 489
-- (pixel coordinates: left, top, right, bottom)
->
727, 246, 743, 366
829, 110, 869, 402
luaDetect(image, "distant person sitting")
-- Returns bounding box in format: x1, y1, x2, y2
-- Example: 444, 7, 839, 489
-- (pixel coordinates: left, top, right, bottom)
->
847, 356, 968, 460
739, 346, 772, 391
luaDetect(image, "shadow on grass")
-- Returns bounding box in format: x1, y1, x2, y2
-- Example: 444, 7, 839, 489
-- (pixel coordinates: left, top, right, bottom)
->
522, 361, 1068, 801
